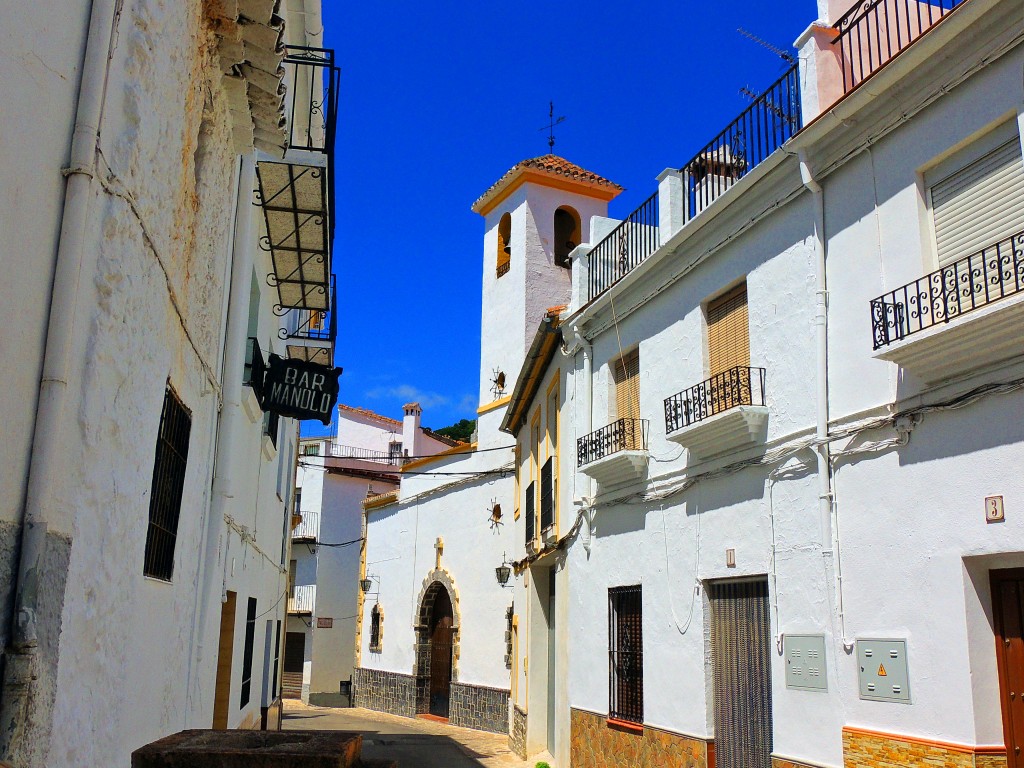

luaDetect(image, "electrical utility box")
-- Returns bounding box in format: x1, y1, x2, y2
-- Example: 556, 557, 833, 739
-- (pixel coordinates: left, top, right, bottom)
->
857, 638, 911, 703
784, 634, 828, 691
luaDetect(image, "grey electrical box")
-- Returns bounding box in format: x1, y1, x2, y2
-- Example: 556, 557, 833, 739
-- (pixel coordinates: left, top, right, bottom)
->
784, 634, 828, 691
857, 638, 911, 703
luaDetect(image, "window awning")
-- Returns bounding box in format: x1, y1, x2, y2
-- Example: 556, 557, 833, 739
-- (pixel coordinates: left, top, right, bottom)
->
256, 161, 331, 311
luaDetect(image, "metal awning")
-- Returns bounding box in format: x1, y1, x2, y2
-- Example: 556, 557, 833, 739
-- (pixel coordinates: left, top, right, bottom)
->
256, 161, 331, 311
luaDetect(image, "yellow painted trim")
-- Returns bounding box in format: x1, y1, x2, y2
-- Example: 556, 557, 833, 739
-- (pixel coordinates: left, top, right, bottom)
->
477, 395, 512, 415
476, 168, 621, 217
546, 372, 560, 536
401, 442, 477, 473
362, 490, 399, 511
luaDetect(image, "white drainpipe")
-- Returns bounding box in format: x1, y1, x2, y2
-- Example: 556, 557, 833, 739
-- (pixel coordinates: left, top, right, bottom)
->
799, 151, 851, 651
0, 0, 122, 757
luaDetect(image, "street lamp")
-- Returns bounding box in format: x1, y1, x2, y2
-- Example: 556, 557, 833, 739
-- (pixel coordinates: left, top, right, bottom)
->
495, 553, 512, 587
360, 578, 373, 593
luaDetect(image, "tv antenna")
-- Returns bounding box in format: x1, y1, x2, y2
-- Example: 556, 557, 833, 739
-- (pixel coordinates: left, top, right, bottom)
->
737, 27, 795, 64
538, 101, 566, 153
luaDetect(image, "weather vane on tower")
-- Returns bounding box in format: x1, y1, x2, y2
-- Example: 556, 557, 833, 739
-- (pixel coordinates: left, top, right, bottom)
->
538, 101, 566, 153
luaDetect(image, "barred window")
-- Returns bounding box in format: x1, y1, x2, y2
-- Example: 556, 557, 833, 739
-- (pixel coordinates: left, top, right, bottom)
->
240, 597, 257, 707
369, 603, 383, 652
144, 386, 192, 581
609, 585, 643, 724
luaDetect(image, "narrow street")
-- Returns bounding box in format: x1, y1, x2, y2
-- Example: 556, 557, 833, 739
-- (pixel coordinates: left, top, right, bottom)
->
283, 702, 535, 768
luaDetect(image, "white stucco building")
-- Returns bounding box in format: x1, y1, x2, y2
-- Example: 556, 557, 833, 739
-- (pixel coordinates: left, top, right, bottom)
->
287, 404, 455, 706
355, 1, 1024, 767
0, 1, 339, 766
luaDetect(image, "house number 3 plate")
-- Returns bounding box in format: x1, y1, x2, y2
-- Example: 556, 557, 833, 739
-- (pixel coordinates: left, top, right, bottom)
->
986, 496, 1005, 524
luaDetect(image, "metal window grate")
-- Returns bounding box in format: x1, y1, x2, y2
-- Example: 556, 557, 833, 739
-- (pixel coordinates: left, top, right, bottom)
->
709, 579, 772, 768
525, 481, 536, 546
272, 620, 282, 700
539, 458, 554, 531
143, 387, 192, 581
608, 585, 643, 724
370, 604, 382, 650
240, 597, 257, 708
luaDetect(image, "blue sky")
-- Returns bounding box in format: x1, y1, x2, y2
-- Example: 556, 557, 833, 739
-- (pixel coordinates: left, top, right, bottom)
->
309, 1, 817, 436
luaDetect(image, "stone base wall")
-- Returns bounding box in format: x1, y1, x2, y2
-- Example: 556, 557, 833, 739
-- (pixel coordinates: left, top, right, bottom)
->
449, 681, 510, 735
842, 727, 1007, 768
509, 705, 527, 759
570, 708, 711, 768
352, 667, 417, 718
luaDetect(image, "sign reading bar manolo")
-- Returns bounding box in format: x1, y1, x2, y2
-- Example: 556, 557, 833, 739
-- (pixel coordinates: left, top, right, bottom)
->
262, 354, 342, 425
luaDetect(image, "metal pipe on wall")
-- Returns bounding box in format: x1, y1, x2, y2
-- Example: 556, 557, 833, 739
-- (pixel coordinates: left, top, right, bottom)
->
0, 0, 122, 760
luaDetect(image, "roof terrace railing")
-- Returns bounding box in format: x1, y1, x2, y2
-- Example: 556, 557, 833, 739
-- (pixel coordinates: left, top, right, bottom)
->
833, 0, 967, 95
587, 64, 801, 303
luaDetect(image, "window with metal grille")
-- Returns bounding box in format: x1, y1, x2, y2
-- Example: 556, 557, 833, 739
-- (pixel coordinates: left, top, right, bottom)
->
143, 386, 192, 581
928, 123, 1024, 267
608, 585, 643, 724
539, 457, 554, 531
271, 620, 281, 699
525, 481, 536, 546
707, 283, 749, 377
240, 597, 257, 707
369, 603, 383, 652
264, 409, 280, 449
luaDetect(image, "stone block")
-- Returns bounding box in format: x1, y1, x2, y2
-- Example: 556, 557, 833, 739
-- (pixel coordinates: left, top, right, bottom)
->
131, 730, 361, 768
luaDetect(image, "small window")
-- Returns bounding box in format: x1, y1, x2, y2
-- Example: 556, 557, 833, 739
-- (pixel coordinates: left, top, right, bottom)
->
264, 410, 280, 449
554, 206, 581, 268
609, 585, 643, 724
240, 597, 257, 707
144, 386, 192, 581
369, 603, 384, 652
497, 212, 512, 278
388, 440, 403, 463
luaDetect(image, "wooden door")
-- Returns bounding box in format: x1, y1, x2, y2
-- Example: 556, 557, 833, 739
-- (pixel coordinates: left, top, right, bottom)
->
429, 590, 454, 718
212, 591, 237, 728
992, 569, 1024, 766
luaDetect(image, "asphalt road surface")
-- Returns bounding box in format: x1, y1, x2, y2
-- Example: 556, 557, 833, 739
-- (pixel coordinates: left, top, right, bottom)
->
283, 703, 531, 768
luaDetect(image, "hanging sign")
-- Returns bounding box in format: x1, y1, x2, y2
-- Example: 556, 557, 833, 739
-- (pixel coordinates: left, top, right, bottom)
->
262, 354, 342, 424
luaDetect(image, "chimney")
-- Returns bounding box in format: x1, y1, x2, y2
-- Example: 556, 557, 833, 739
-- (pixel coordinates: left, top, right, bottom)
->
402, 402, 422, 458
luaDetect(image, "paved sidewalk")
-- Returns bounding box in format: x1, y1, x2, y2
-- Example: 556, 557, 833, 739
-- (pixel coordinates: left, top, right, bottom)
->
283, 700, 535, 768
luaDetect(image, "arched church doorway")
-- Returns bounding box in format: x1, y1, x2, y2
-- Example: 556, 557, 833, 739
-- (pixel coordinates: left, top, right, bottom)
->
427, 587, 454, 717
414, 578, 458, 719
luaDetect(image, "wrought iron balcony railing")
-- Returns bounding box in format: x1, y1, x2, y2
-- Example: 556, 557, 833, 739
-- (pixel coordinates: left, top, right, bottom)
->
283, 46, 339, 156
292, 509, 320, 541
288, 584, 316, 614
281, 275, 337, 344
870, 230, 1024, 349
587, 65, 801, 303
301, 441, 400, 464
577, 418, 650, 468
664, 366, 767, 434
833, 0, 967, 95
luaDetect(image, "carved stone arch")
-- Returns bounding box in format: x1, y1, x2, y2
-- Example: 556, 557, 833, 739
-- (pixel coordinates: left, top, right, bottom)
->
413, 568, 461, 714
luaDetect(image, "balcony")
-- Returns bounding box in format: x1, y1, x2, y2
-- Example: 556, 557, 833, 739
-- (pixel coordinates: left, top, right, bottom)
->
302, 441, 401, 466
280, 275, 336, 366
288, 584, 316, 615
257, 46, 338, 317
577, 418, 649, 487
664, 367, 768, 459
833, 0, 968, 95
870, 231, 1024, 382
292, 509, 320, 542
586, 65, 801, 303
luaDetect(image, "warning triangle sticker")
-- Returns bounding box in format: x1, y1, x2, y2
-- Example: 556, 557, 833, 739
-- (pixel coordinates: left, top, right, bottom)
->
877, 664, 888, 677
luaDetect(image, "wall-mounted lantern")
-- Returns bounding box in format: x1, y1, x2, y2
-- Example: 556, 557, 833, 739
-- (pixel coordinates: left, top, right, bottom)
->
495, 553, 512, 588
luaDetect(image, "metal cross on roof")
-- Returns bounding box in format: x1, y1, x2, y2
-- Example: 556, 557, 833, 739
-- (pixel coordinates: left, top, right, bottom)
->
538, 101, 566, 152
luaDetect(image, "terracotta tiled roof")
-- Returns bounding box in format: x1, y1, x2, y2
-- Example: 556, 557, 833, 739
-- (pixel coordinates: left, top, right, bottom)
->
421, 428, 466, 448
338, 404, 402, 428
472, 155, 623, 214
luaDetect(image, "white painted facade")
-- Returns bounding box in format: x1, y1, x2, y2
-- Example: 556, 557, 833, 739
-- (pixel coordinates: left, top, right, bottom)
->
0, 1, 334, 766
290, 406, 453, 705
509, 1, 1024, 766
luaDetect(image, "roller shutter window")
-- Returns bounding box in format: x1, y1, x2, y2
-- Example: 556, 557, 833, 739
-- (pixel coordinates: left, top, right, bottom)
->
707, 283, 750, 377
929, 132, 1024, 269
613, 350, 641, 449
